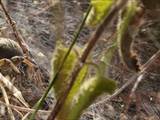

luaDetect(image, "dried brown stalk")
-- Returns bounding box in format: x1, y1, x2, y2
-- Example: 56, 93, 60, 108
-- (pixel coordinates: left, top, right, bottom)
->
0, 0, 29, 55
0, 83, 15, 120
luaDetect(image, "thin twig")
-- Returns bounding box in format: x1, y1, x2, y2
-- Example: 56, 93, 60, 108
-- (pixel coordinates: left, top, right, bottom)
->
140, 50, 160, 72
0, 101, 51, 114
126, 50, 160, 111
47, 0, 128, 119
90, 50, 160, 109
0, 0, 29, 55
131, 50, 160, 94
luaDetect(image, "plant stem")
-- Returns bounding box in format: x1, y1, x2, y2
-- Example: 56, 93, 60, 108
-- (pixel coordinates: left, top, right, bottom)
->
48, 0, 128, 119
29, 4, 92, 120
0, 0, 29, 55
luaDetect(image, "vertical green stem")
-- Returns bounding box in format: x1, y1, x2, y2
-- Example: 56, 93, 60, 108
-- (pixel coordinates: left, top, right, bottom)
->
29, 5, 92, 120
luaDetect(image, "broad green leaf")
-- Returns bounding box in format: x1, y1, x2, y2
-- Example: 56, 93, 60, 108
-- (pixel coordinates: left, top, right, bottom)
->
67, 64, 88, 102
63, 76, 116, 120
86, 0, 116, 26
54, 46, 88, 120
51, 44, 89, 99
51, 44, 77, 98
57, 62, 116, 120
56, 64, 88, 120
